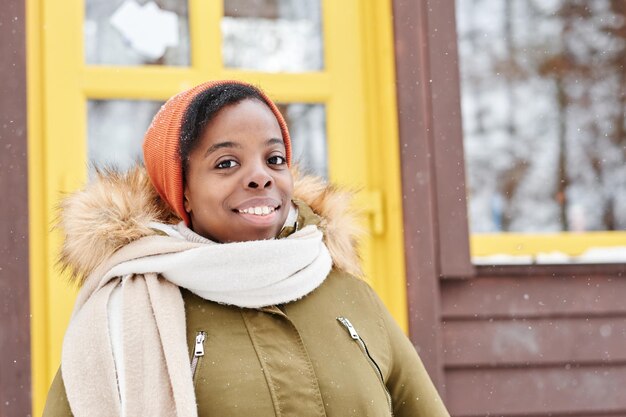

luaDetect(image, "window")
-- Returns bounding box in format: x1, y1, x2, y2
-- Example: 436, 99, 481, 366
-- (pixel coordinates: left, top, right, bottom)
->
456, 0, 626, 264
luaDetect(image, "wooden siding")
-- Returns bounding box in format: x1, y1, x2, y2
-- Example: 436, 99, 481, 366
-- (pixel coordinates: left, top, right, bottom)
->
0, 0, 31, 415
392, 0, 475, 393
441, 268, 626, 417
391, 1, 626, 415
392, 0, 447, 390
446, 366, 626, 416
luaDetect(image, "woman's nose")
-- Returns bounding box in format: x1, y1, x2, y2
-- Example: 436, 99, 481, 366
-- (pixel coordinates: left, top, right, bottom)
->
245, 165, 273, 189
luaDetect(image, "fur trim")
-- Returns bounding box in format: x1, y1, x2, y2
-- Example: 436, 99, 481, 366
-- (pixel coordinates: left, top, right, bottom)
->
57, 166, 363, 285
292, 170, 364, 278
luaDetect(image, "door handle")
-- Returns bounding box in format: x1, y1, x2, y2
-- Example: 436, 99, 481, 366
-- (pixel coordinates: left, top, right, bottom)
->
356, 190, 384, 235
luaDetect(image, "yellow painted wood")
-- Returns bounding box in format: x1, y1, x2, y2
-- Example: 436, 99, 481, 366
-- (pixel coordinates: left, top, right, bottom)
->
358, 0, 408, 331
219, 70, 332, 102
320, 0, 374, 292
26, 0, 48, 414
356, 191, 385, 235
41, 0, 85, 390
472, 231, 626, 258
323, 0, 368, 187
28, 0, 85, 415
81, 67, 332, 101
29, 0, 408, 412
81, 66, 200, 99
188, 0, 221, 74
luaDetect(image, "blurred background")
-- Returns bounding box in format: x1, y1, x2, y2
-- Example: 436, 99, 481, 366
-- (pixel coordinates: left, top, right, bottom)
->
1, 0, 625, 416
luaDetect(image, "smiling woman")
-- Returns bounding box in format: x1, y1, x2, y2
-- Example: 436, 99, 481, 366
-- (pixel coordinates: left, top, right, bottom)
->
181, 91, 294, 243
42, 80, 449, 417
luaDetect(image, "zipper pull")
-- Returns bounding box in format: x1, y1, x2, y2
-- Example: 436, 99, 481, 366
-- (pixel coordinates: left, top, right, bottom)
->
337, 317, 360, 340
194, 332, 206, 357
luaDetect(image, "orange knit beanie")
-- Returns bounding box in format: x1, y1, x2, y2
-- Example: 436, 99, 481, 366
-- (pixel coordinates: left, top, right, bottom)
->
142, 80, 291, 225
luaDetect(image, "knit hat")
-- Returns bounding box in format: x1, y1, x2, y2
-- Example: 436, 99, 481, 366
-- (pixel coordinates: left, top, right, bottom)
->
142, 80, 292, 225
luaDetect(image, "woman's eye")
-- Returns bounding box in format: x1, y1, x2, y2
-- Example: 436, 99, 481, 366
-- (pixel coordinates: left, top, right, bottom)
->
216, 160, 239, 169
268, 155, 287, 165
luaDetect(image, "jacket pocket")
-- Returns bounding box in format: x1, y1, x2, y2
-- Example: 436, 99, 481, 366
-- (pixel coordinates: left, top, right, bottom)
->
337, 317, 393, 415
190, 331, 206, 381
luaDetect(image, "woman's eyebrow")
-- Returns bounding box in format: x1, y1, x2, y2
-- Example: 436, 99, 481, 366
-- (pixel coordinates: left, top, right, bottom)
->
266, 138, 284, 147
204, 141, 242, 158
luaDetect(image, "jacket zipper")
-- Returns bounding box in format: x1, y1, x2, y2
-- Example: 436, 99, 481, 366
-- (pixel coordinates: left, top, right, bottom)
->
190, 331, 206, 380
337, 317, 393, 415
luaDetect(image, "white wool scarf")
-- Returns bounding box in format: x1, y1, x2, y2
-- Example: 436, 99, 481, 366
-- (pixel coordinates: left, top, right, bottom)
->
62, 225, 332, 417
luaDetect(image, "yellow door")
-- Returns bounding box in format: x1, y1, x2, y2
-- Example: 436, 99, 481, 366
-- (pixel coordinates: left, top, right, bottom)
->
28, 0, 406, 413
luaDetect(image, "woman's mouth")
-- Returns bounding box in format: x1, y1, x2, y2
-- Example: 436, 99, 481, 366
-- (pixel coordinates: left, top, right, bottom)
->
236, 205, 278, 216
232, 204, 281, 228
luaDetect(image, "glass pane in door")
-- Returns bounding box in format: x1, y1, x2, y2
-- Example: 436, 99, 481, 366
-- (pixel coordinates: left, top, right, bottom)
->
279, 103, 327, 178
85, 0, 190, 66
87, 100, 163, 174
222, 0, 324, 72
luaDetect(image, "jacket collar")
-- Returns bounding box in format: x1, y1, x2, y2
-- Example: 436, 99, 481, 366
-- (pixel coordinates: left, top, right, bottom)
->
58, 165, 363, 285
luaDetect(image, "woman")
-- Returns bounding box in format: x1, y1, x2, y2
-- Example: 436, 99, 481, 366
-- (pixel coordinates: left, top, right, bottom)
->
43, 80, 449, 417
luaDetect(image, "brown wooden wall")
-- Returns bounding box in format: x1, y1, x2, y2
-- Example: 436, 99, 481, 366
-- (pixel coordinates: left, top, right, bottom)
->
0, 0, 31, 416
392, 0, 626, 416
443, 266, 626, 416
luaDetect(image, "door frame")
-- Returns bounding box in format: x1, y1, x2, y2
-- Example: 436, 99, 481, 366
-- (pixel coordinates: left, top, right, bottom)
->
27, 0, 407, 413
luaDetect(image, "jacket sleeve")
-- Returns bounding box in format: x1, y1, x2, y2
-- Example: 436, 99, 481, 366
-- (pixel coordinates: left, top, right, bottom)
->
42, 368, 74, 417
369, 287, 451, 417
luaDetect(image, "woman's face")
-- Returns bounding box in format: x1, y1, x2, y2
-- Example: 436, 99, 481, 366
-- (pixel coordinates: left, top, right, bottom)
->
183, 98, 294, 243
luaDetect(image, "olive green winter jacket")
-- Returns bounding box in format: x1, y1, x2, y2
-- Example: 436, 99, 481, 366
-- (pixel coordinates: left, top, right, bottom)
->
42, 167, 449, 417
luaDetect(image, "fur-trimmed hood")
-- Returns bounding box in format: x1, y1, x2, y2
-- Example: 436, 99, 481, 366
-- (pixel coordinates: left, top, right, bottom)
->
57, 166, 363, 285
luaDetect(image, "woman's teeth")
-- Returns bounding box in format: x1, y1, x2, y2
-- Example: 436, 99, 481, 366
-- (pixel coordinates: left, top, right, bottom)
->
238, 206, 276, 216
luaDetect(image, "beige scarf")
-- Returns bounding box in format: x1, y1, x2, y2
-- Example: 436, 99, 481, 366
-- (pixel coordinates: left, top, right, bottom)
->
62, 226, 332, 417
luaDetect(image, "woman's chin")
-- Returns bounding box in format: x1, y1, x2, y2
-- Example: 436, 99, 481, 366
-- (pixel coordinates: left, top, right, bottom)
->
226, 230, 279, 243
226, 208, 288, 241
221, 219, 280, 242
191, 208, 288, 243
